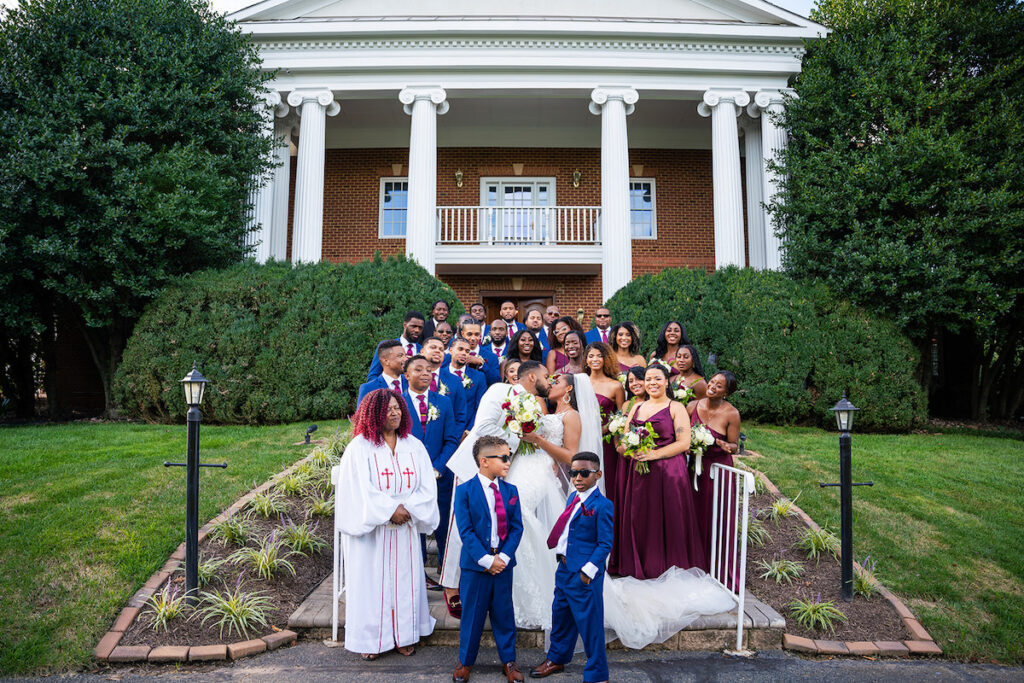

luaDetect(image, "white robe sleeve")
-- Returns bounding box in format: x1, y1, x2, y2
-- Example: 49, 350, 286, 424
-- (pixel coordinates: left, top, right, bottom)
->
400, 437, 440, 535
334, 436, 401, 536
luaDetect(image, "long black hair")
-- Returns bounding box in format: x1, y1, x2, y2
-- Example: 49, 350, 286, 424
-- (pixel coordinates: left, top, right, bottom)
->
677, 344, 705, 378
608, 321, 642, 355
505, 328, 544, 362
625, 365, 648, 400
653, 321, 691, 360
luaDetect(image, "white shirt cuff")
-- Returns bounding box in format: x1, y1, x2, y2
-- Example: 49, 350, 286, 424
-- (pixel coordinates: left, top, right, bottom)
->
498, 553, 511, 565
582, 562, 599, 579
477, 554, 495, 569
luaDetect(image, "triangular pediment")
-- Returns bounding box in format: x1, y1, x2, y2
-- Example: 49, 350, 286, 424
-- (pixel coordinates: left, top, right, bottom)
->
229, 0, 811, 27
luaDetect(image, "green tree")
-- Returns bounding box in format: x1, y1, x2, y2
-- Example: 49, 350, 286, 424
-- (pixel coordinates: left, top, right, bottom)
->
0, 0, 274, 416
773, 0, 1024, 419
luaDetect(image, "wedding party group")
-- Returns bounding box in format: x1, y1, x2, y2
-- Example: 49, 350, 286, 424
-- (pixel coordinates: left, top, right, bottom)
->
333, 301, 745, 682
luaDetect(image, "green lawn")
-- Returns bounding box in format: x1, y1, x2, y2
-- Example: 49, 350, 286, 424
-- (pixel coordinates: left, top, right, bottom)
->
745, 424, 1024, 663
0, 419, 347, 676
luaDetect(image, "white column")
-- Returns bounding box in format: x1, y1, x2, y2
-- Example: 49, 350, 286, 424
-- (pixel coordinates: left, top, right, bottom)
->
698, 89, 750, 269
269, 116, 293, 262
286, 88, 340, 264
590, 86, 638, 302
399, 87, 448, 274
740, 114, 766, 270
754, 90, 792, 270
249, 91, 286, 263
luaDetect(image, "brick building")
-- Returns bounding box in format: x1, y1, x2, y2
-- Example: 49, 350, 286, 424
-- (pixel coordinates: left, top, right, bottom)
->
231, 0, 825, 319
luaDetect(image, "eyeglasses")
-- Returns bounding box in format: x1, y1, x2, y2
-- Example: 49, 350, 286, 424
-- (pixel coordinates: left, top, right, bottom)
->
483, 454, 511, 463
569, 468, 599, 478
595, 314, 611, 318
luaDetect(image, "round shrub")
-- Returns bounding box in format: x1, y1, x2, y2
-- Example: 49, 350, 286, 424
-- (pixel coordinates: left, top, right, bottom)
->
606, 267, 925, 431
113, 255, 464, 424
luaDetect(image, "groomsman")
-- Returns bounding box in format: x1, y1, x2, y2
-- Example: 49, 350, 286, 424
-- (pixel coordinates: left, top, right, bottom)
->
524, 308, 549, 352
458, 319, 491, 379
366, 310, 425, 382
486, 300, 520, 339
444, 337, 486, 433
421, 300, 450, 340
356, 340, 407, 405
585, 308, 614, 345
421, 336, 468, 433
479, 319, 508, 385
403, 354, 460, 585
469, 302, 487, 327
542, 305, 560, 345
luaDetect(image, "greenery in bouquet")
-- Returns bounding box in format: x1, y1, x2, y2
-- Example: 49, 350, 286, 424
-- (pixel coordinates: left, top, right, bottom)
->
689, 423, 716, 490
501, 390, 543, 456
620, 422, 658, 475
603, 411, 630, 444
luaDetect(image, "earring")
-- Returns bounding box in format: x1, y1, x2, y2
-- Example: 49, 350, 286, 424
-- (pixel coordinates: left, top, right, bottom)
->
562, 392, 572, 405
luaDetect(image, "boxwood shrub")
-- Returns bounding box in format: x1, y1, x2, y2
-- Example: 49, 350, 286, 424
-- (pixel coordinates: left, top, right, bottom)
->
607, 267, 925, 431
113, 255, 464, 424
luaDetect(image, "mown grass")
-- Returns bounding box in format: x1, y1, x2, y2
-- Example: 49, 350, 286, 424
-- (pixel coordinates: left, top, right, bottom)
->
745, 424, 1024, 663
0, 419, 347, 676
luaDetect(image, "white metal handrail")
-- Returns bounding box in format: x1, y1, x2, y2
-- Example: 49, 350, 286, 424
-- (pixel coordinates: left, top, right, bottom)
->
709, 462, 755, 653
436, 205, 601, 245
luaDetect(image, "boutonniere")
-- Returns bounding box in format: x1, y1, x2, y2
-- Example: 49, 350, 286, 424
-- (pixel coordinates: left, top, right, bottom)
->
461, 374, 473, 389
427, 404, 439, 422
438, 382, 449, 396
507, 495, 518, 506
482, 334, 492, 346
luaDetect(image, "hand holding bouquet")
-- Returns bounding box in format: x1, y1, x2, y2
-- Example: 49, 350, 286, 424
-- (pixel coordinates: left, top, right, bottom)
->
501, 390, 543, 456
620, 422, 658, 475
689, 423, 716, 490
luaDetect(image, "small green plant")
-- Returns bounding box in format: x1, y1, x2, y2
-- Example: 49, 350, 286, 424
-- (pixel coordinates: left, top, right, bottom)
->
762, 493, 801, 524
307, 489, 335, 517
280, 516, 329, 556
276, 471, 310, 497
210, 516, 254, 547
795, 527, 840, 562
229, 531, 297, 580
854, 556, 881, 599
757, 557, 805, 585
325, 430, 351, 458
746, 518, 772, 547
294, 461, 315, 478
788, 594, 848, 634
144, 584, 188, 632
197, 556, 228, 587
753, 474, 768, 496
248, 490, 288, 518
308, 446, 332, 469
195, 576, 273, 640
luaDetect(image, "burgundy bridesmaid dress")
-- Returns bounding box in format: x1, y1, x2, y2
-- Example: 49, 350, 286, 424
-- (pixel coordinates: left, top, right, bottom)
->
691, 407, 736, 586
608, 404, 706, 579
596, 393, 620, 506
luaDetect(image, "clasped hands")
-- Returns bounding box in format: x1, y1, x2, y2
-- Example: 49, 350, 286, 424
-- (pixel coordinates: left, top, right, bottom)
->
486, 555, 507, 575
389, 504, 412, 525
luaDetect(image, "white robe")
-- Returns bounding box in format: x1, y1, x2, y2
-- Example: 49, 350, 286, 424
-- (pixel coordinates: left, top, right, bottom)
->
335, 434, 439, 654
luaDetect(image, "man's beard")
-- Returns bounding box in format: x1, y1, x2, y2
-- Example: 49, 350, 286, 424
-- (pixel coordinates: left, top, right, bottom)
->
533, 383, 550, 398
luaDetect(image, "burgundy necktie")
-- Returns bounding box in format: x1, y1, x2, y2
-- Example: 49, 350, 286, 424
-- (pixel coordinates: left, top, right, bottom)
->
417, 394, 428, 428
430, 372, 438, 392
547, 494, 580, 549
601, 329, 608, 343
490, 482, 508, 540
406, 343, 414, 357
455, 369, 463, 379
391, 379, 401, 393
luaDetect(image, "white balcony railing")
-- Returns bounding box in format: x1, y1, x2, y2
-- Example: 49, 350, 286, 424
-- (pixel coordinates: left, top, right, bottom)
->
436, 206, 601, 245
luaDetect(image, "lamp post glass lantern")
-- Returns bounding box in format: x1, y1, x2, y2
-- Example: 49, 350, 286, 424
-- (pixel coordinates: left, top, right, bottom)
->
831, 393, 858, 432
180, 362, 208, 406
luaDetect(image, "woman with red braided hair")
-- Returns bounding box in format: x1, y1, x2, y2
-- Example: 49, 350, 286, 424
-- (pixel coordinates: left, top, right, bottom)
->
334, 388, 439, 660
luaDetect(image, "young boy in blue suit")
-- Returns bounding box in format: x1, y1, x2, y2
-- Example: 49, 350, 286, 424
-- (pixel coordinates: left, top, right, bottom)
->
453, 436, 525, 683
530, 452, 613, 683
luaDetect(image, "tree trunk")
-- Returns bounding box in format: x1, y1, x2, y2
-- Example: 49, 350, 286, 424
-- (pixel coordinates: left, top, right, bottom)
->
40, 309, 65, 420
80, 319, 129, 418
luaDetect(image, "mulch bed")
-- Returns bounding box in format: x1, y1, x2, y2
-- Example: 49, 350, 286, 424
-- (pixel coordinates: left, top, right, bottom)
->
744, 476, 908, 643
121, 495, 331, 648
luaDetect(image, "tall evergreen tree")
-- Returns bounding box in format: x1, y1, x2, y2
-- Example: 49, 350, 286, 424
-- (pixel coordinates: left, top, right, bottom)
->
774, 0, 1024, 419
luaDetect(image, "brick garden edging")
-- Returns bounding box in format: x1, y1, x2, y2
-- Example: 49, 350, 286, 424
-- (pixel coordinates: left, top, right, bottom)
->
93, 449, 322, 664
744, 462, 943, 658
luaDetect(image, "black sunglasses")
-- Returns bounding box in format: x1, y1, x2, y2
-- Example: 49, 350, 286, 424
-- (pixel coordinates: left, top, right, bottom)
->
595, 313, 611, 317
483, 454, 512, 463
569, 468, 599, 478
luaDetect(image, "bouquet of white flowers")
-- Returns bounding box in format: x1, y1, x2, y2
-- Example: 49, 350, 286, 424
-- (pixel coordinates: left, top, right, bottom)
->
689, 423, 716, 490
671, 383, 696, 405
500, 390, 544, 456
621, 422, 657, 475
603, 411, 630, 443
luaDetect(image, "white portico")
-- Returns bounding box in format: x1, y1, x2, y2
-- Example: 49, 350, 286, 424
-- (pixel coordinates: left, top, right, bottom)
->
232, 0, 824, 301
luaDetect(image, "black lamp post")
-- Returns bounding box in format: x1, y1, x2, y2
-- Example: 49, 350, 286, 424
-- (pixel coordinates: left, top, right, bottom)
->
830, 394, 860, 602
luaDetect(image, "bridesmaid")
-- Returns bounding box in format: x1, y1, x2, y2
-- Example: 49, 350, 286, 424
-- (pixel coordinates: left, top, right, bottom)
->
609, 364, 705, 579
505, 328, 544, 364
609, 321, 646, 373
687, 371, 742, 584
585, 342, 626, 505
671, 344, 708, 401
500, 358, 521, 385
623, 365, 647, 414
544, 318, 572, 374
649, 321, 691, 371
556, 330, 586, 375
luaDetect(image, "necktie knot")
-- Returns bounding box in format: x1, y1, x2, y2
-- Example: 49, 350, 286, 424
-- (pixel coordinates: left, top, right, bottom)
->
391, 379, 401, 392
455, 369, 463, 379
406, 343, 414, 356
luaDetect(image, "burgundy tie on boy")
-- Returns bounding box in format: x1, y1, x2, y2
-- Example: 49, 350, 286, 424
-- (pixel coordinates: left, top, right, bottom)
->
490, 482, 508, 540
417, 394, 428, 428
546, 494, 580, 549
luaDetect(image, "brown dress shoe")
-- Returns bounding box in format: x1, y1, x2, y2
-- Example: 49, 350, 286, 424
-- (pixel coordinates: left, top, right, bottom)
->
503, 661, 525, 682
529, 660, 565, 678
452, 663, 471, 682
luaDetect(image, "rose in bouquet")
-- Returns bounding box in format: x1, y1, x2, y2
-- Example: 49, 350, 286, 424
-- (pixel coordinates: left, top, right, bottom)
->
689, 423, 716, 490
620, 422, 658, 475
671, 382, 695, 405
500, 390, 544, 456
602, 411, 630, 444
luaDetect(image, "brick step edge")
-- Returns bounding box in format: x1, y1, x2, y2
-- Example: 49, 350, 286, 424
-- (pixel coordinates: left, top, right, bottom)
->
93, 439, 333, 663
97, 631, 297, 663
740, 461, 942, 658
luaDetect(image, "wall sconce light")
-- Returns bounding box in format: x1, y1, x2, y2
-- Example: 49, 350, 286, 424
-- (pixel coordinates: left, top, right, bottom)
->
455, 169, 464, 188
572, 169, 582, 188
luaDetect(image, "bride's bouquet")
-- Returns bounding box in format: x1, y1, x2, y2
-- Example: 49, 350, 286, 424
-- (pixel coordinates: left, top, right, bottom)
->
501, 390, 544, 456
603, 411, 630, 444
620, 422, 657, 475
689, 423, 716, 490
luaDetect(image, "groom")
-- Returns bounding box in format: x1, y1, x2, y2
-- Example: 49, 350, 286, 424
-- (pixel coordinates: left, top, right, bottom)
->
438, 360, 551, 613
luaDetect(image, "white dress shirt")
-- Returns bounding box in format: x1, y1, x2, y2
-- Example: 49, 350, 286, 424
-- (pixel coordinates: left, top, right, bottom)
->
555, 486, 600, 579
475, 472, 511, 569
381, 372, 402, 392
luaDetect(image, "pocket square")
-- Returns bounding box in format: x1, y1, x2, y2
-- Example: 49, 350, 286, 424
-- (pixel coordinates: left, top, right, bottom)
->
580, 505, 596, 517
508, 495, 518, 506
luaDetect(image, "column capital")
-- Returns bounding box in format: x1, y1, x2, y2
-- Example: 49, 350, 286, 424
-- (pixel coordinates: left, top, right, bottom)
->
400, 86, 449, 115
589, 87, 639, 116
751, 88, 796, 112
259, 90, 290, 119
287, 88, 340, 116
697, 89, 750, 117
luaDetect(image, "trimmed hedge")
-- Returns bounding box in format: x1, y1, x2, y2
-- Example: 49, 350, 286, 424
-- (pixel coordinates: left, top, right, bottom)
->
113, 255, 464, 424
607, 267, 926, 432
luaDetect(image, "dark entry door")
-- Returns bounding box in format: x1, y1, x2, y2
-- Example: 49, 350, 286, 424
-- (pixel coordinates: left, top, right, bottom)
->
481, 294, 554, 325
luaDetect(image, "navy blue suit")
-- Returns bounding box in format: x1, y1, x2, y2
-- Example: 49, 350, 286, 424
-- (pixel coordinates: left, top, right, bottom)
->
366, 338, 420, 382
404, 390, 460, 563
585, 327, 611, 345
454, 477, 523, 667
535, 327, 550, 353
447, 365, 485, 426
548, 488, 614, 682
356, 374, 407, 406
439, 366, 475, 433
478, 343, 507, 385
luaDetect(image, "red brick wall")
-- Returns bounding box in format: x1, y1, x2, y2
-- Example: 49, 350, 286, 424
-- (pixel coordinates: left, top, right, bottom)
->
442, 273, 604, 328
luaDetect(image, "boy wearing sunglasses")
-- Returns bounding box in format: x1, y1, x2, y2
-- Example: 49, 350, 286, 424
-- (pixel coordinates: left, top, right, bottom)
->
530, 452, 613, 683
453, 435, 525, 682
